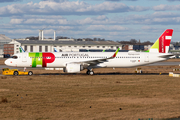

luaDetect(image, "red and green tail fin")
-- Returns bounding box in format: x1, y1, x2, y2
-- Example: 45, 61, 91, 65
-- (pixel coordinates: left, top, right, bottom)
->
146, 29, 173, 53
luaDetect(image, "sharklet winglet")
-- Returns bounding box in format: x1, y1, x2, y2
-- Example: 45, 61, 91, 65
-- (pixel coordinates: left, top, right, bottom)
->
112, 48, 120, 58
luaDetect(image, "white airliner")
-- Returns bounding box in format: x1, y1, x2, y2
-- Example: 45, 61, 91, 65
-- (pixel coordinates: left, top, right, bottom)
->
5, 29, 174, 75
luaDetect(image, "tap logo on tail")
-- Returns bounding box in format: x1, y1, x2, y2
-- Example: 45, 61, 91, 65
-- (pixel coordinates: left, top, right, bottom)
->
146, 29, 173, 53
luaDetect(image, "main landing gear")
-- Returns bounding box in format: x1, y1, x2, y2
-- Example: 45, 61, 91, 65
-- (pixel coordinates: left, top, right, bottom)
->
86, 69, 94, 75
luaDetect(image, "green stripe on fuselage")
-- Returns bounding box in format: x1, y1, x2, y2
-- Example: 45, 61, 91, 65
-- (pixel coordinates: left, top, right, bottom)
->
29, 53, 42, 67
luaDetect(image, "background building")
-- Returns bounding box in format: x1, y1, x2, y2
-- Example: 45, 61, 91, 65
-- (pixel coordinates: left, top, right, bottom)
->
5, 40, 122, 54
0, 34, 11, 57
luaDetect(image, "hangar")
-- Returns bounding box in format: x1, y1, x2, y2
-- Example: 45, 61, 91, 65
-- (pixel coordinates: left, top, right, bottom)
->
4, 39, 122, 55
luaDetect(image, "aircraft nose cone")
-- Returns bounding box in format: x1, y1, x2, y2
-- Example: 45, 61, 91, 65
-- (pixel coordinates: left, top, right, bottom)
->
4, 59, 9, 65
4, 59, 12, 66
4, 60, 8, 65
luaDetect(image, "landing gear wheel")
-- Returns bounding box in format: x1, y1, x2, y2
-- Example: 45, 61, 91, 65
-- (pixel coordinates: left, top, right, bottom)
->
14, 71, 19, 76
86, 69, 94, 75
28, 71, 33, 76
86, 70, 90, 75
89, 71, 94, 75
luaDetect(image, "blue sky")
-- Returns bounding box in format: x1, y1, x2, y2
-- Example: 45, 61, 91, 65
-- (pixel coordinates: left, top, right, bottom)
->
0, 0, 180, 42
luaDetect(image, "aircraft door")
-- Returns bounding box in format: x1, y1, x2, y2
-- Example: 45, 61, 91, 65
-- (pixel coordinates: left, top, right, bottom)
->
22, 53, 27, 62
144, 54, 149, 62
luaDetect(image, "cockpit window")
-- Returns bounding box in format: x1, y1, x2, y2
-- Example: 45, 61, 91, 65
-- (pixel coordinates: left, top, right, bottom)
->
11, 55, 18, 59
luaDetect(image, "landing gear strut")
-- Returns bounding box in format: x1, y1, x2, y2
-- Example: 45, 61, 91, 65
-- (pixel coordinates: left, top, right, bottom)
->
86, 69, 94, 75
24, 67, 26, 72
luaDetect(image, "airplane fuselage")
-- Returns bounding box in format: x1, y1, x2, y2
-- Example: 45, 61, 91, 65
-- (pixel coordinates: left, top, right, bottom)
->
5, 51, 169, 68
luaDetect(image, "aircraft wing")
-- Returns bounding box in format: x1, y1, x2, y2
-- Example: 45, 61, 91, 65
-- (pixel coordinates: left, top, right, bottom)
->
70, 48, 119, 66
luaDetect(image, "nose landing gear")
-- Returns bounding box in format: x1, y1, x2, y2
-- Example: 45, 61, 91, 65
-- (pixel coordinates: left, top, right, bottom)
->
24, 67, 26, 72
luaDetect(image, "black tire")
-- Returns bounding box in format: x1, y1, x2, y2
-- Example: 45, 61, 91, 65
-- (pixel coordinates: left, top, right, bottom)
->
86, 70, 90, 75
28, 71, 33, 76
14, 71, 19, 76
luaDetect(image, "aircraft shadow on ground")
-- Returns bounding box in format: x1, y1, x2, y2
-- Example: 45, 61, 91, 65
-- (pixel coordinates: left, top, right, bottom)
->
39, 72, 169, 76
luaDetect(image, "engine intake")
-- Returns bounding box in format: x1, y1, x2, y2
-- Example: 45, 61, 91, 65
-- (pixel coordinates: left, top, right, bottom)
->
63, 64, 84, 73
